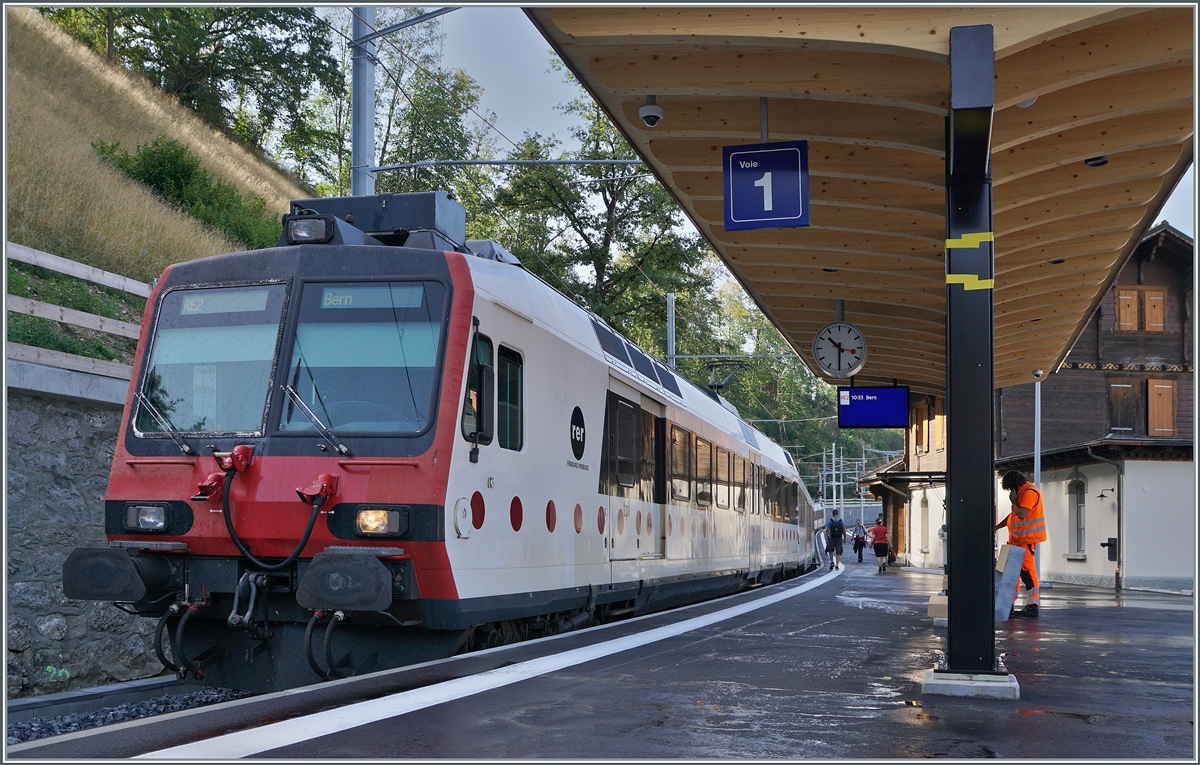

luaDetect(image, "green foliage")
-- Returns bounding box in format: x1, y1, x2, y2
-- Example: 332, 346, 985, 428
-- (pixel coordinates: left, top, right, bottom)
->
479, 63, 903, 477
5, 260, 141, 363
492, 88, 715, 343
6, 260, 145, 319
40, 7, 340, 147
94, 137, 280, 249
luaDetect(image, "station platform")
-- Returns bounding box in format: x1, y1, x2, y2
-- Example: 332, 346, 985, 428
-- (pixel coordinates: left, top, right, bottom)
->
9, 562, 1193, 759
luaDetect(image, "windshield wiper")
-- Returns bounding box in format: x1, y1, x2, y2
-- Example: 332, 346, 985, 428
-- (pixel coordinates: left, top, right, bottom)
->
282, 384, 351, 456
135, 391, 197, 455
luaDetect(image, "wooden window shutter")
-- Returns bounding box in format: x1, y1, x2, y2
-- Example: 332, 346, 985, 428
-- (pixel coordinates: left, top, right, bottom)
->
1108, 379, 1138, 434
914, 402, 928, 452
1148, 379, 1176, 437
1144, 289, 1167, 332
1116, 290, 1138, 331
934, 397, 945, 451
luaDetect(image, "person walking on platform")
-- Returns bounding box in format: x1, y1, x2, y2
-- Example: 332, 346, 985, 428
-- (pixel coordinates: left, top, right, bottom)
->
995, 469, 1046, 618
869, 517, 890, 573
825, 509, 846, 570
852, 519, 867, 562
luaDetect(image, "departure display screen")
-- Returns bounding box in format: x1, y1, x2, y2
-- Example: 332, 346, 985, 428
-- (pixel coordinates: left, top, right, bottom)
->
837, 386, 908, 428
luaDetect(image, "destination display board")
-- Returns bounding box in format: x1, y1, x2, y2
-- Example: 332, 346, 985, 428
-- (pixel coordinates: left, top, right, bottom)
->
837, 386, 908, 428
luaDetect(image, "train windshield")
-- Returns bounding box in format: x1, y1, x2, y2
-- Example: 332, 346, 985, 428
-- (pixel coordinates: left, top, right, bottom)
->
280, 281, 447, 434
135, 284, 287, 434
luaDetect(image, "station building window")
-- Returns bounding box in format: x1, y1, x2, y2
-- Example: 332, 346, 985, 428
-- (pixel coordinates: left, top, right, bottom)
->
1148, 379, 1177, 437
934, 397, 945, 452
913, 400, 929, 454
1107, 378, 1138, 434
1068, 479, 1086, 553
1116, 288, 1167, 332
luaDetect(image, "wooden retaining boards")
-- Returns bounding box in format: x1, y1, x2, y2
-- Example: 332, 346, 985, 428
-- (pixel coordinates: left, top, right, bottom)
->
6, 242, 151, 297
6, 342, 133, 380
5, 295, 142, 339
5, 241, 145, 382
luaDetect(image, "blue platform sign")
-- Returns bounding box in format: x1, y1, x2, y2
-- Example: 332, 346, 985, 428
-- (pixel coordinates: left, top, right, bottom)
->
837, 387, 909, 429
723, 140, 809, 231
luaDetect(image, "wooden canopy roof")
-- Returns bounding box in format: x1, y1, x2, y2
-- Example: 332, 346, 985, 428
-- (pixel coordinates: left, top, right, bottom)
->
527, 7, 1194, 395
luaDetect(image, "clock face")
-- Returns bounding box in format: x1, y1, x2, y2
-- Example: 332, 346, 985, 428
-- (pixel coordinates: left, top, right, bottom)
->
812, 321, 867, 378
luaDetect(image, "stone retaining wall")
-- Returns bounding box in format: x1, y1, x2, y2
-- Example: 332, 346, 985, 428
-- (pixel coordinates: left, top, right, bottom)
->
6, 390, 166, 698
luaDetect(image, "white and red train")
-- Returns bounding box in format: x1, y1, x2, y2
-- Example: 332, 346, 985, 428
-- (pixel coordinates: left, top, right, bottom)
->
63, 191, 816, 692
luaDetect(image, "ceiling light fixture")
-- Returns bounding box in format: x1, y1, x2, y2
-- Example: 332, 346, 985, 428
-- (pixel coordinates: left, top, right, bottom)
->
1016, 96, 1038, 108
823, 268, 839, 273
1048, 258, 1066, 264
1084, 155, 1109, 167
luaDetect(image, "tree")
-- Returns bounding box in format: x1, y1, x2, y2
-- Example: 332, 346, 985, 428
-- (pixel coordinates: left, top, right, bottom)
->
41, 8, 341, 149
492, 71, 715, 350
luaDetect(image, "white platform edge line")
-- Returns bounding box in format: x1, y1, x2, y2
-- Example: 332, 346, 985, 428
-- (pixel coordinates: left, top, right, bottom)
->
139, 569, 841, 759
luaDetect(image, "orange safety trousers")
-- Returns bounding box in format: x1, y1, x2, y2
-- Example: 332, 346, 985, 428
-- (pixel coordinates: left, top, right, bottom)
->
1012, 543, 1040, 606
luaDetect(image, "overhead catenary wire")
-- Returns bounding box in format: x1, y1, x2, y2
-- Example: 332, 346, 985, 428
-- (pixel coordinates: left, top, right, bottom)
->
310, 8, 828, 442
307, 8, 581, 302
347, 6, 523, 152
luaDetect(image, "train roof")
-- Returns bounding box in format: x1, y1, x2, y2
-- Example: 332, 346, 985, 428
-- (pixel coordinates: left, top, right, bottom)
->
461, 250, 798, 477
274, 190, 801, 478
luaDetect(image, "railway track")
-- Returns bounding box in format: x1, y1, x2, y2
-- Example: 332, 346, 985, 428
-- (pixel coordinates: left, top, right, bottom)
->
6, 676, 251, 744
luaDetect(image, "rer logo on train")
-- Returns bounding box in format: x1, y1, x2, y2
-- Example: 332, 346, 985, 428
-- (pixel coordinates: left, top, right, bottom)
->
723, 140, 809, 231
570, 406, 586, 460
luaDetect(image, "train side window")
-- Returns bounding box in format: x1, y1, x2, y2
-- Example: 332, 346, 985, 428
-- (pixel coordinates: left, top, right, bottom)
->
695, 438, 712, 505
615, 399, 639, 487
640, 410, 657, 501
670, 425, 691, 501
461, 333, 494, 445
748, 463, 757, 514
765, 471, 777, 519
734, 456, 746, 512
778, 478, 787, 521
715, 448, 730, 508
496, 346, 523, 450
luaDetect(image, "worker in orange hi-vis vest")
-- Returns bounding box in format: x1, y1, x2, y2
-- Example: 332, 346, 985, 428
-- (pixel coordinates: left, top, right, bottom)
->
995, 469, 1047, 618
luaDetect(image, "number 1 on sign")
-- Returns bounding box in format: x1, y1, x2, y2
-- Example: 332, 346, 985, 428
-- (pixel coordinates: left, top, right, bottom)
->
754, 172, 773, 211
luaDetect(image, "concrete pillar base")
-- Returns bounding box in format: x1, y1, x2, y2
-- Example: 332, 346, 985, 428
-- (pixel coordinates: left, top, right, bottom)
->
921, 669, 1020, 700
932, 617, 948, 627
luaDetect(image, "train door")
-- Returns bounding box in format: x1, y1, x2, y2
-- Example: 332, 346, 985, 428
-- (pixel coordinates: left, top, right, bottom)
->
604, 388, 644, 561
748, 452, 762, 577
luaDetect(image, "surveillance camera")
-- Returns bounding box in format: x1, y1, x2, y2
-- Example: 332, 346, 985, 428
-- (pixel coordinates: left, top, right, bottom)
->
1032, 369, 1045, 379
638, 103, 664, 128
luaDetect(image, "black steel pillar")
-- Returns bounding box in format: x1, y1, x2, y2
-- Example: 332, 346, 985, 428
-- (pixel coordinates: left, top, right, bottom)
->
945, 24, 996, 673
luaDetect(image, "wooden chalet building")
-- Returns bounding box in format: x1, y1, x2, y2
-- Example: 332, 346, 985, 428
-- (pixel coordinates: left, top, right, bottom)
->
864, 223, 1194, 592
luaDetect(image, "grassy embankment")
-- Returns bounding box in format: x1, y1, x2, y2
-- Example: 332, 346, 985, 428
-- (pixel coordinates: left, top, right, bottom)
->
5, 7, 307, 360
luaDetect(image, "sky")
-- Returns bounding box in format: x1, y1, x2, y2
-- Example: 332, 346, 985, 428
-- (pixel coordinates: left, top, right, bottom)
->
437, 6, 1195, 240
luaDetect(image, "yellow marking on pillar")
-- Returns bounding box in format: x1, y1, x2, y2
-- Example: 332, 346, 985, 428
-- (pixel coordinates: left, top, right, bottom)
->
946, 274, 995, 290
945, 232, 994, 249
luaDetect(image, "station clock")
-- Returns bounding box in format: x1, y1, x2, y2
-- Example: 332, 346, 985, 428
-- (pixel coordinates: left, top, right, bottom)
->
812, 321, 867, 379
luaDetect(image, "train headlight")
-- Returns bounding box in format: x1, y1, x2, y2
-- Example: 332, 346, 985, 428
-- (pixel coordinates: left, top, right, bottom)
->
125, 504, 166, 531
285, 216, 334, 244
357, 508, 400, 535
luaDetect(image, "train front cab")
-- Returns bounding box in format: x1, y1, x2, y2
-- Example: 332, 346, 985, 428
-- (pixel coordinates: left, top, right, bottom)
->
60, 194, 485, 690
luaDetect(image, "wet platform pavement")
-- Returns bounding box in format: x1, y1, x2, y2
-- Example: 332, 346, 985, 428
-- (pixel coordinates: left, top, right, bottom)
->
9, 561, 1194, 759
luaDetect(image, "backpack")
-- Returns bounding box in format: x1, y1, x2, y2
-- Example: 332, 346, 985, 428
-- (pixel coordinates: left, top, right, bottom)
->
830, 518, 844, 540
